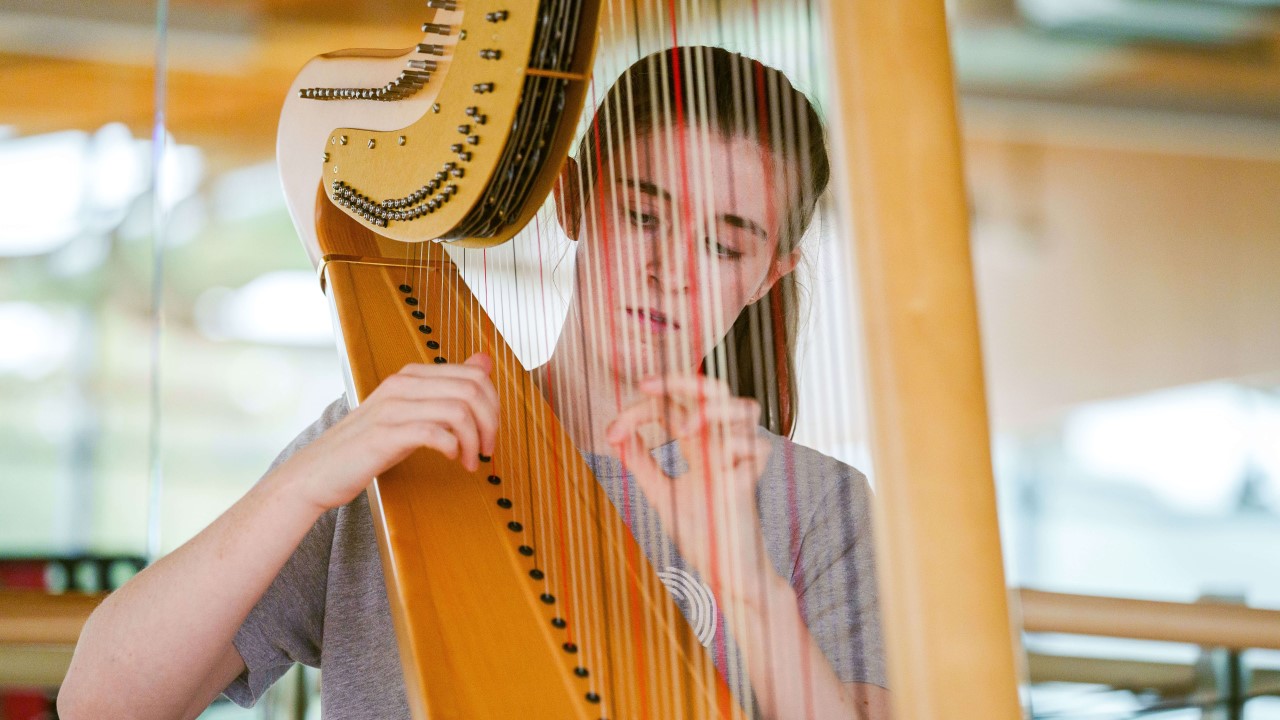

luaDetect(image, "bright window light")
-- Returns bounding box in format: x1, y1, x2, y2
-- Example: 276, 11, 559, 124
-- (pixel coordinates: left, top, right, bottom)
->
194, 270, 332, 347
1019, 0, 1261, 44
0, 124, 204, 257
0, 130, 90, 256
1063, 383, 1280, 515
211, 161, 286, 223
0, 303, 74, 379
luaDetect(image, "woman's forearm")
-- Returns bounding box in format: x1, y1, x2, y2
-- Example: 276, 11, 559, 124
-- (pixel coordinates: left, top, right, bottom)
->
59, 361, 500, 719
58, 462, 325, 720
718, 571, 889, 720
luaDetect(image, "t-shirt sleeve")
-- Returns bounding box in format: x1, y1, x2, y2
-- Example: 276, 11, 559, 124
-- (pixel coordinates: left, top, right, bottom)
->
221, 398, 348, 707
792, 464, 887, 689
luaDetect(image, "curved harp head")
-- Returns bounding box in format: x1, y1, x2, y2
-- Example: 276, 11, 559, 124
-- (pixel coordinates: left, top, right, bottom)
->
278, 0, 600, 268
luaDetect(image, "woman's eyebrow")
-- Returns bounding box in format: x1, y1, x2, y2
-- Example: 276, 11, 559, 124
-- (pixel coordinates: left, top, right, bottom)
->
721, 213, 768, 241
618, 177, 767, 240
619, 177, 671, 201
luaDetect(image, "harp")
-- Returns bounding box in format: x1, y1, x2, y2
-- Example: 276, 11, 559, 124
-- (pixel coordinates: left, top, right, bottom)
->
280, 3, 747, 717
278, 0, 1022, 718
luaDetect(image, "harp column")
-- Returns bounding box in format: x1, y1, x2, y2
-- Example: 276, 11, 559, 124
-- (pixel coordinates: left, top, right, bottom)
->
821, 0, 1024, 717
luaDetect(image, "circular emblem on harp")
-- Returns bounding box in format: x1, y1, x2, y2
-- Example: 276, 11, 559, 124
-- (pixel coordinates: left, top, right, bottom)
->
657, 567, 717, 647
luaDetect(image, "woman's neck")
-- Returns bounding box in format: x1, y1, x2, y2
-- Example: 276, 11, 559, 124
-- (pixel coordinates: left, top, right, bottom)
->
537, 309, 644, 455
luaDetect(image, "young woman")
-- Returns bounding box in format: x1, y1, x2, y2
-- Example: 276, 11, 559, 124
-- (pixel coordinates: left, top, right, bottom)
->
59, 47, 888, 720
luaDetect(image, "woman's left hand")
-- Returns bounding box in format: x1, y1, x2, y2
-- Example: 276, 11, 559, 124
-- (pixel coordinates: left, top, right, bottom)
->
606, 374, 777, 598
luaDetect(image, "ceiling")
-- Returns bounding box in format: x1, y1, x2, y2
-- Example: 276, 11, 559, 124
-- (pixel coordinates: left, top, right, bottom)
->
0, 0, 1277, 172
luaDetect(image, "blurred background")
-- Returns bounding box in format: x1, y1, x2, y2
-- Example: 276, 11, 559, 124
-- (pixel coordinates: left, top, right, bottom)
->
0, 0, 1277, 717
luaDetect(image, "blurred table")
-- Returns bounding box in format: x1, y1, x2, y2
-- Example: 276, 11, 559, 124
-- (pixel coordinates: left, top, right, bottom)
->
0, 590, 104, 687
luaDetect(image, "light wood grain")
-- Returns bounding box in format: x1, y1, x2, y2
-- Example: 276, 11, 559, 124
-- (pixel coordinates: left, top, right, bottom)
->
820, 0, 1025, 716
1020, 589, 1280, 651
318, 199, 746, 720
0, 590, 103, 646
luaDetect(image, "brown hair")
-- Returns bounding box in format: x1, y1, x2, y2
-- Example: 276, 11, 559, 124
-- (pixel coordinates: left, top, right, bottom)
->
575, 46, 830, 436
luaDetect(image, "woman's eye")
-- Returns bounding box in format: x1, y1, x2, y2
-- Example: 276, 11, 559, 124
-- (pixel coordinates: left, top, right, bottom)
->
626, 209, 659, 229
705, 237, 744, 260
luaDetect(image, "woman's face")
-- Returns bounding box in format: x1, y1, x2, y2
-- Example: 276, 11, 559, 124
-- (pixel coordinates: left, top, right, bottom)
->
568, 128, 796, 385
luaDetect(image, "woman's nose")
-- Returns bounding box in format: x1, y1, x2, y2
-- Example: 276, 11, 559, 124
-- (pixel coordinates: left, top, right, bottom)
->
645, 231, 694, 293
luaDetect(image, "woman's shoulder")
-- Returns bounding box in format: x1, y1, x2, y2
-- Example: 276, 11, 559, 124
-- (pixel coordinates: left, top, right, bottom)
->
267, 396, 351, 471
757, 428, 870, 490
754, 428, 875, 532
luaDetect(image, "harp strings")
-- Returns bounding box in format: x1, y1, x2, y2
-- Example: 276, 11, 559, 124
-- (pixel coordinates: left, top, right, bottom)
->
578, 1, 739, 712
425, 0, 851, 712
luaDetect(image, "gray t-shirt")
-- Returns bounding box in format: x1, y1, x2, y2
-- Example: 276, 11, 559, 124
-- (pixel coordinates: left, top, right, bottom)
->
223, 398, 884, 717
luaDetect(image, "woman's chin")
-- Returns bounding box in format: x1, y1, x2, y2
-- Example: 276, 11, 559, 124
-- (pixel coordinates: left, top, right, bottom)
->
604, 348, 700, 386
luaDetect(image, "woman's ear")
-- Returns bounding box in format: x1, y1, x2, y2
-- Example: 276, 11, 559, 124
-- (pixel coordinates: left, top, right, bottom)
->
748, 247, 801, 304
553, 156, 583, 241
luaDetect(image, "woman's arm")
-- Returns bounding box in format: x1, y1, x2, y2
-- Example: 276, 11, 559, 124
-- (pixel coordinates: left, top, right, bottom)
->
717, 535, 890, 720
59, 461, 327, 720
58, 357, 499, 720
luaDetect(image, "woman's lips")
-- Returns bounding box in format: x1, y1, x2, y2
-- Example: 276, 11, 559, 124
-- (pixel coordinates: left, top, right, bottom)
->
625, 307, 679, 332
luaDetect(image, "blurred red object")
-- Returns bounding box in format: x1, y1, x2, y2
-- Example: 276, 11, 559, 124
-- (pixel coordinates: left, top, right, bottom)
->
1, 561, 60, 718
0, 561, 45, 591
2, 692, 53, 720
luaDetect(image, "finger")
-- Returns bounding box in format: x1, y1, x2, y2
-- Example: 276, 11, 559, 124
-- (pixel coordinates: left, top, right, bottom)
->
372, 374, 500, 457
605, 397, 691, 444
681, 398, 761, 436
462, 351, 493, 375
413, 378, 500, 457
613, 432, 674, 515
743, 438, 773, 477
650, 397, 761, 441
387, 422, 461, 463
638, 374, 732, 402
378, 397, 483, 472
370, 380, 499, 449
723, 435, 772, 470
683, 429, 770, 467
394, 362, 501, 409
606, 397, 757, 446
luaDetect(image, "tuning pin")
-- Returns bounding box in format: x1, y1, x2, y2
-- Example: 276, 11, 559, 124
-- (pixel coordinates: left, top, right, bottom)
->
416, 43, 446, 56
426, 0, 457, 9
421, 22, 452, 35
407, 59, 438, 71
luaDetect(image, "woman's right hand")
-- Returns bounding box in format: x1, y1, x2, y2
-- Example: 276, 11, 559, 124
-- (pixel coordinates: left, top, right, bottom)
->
287, 352, 500, 512
60, 354, 499, 720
